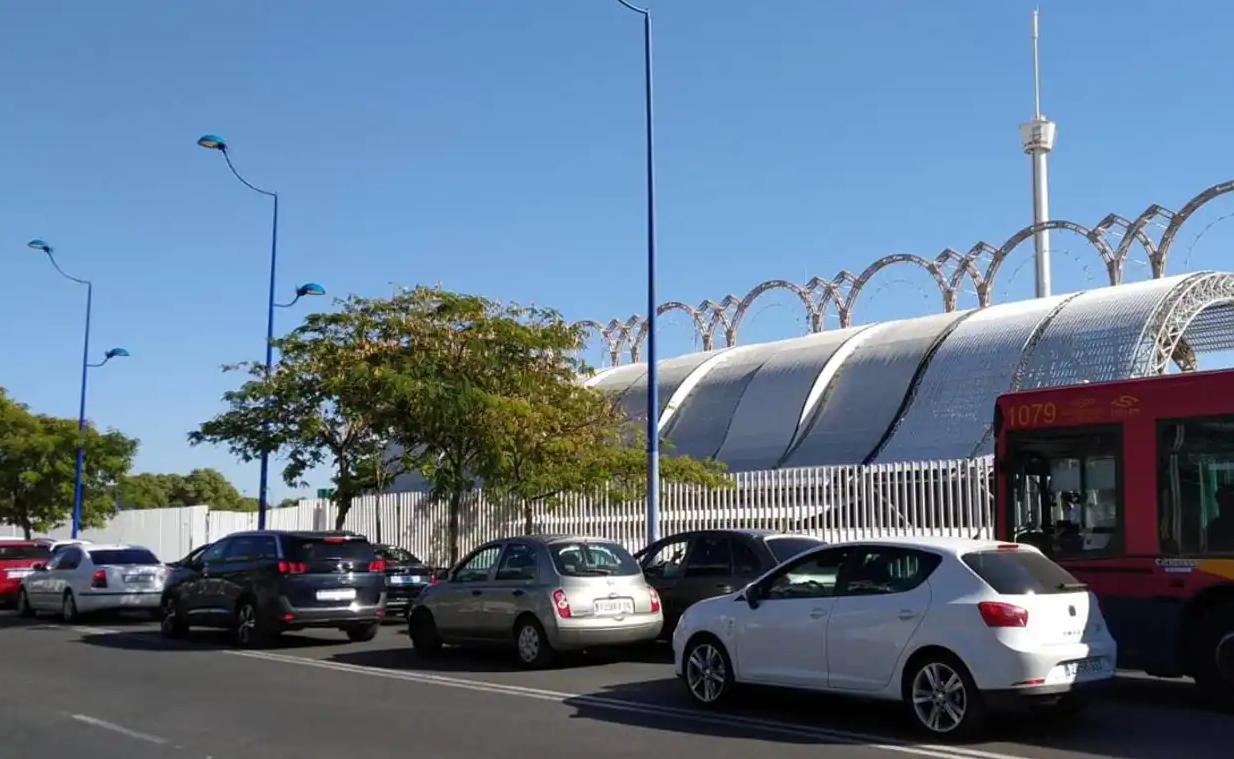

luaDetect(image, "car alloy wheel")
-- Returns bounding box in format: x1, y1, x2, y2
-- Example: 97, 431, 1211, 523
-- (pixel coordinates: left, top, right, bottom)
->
517, 622, 541, 664
16, 588, 33, 618
1215, 631, 1234, 685
911, 662, 968, 734
161, 597, 184, 638
685, 641, 729, 704
62, 592, 78, 623
236, 603, 257, 646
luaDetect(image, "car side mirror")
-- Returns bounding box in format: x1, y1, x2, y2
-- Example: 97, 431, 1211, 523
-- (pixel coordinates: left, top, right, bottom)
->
31, 562, 46, 572
743, 585, 760, 609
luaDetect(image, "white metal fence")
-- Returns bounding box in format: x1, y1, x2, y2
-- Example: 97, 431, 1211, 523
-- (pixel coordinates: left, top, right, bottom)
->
1, 458, 995, 565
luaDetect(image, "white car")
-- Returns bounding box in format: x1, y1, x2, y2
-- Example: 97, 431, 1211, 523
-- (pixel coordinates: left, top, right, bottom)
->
671, 537, 1116, 738
16, 543, 167, 621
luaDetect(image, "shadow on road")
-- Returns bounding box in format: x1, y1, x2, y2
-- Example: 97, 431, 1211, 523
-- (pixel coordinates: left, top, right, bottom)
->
331, 645, 524, 674
75, 627, 354, 653
562, 678, 1234, 758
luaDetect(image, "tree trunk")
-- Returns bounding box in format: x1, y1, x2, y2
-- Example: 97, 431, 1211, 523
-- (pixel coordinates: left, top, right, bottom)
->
333, 494, 351, 530
522, 502, 534, 535
448, 489, 462, 565
20, 515, 32, 540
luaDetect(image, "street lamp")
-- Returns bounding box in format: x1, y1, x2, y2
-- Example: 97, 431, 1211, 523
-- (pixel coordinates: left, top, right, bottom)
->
25, 239, 129, 538
611, 0, 660, 544
197, 134, 322, 529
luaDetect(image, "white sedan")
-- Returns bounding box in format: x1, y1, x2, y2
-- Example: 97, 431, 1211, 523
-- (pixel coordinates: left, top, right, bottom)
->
17, 543, 167, 622
671, 537, 1116, 738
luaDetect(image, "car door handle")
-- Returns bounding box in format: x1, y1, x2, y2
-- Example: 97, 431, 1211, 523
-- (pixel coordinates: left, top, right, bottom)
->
809, 608, 828, 619
511, 589, 525, 597
471, 590, 482, 596
898, 611, 919, 620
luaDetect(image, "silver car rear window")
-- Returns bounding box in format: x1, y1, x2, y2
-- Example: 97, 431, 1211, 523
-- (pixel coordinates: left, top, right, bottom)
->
549, 542, 640, 577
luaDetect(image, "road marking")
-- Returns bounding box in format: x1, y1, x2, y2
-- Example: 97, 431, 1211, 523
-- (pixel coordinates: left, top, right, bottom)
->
70, 625, 124, 635
227, 649, 1033, 759
69, 713, 168, 745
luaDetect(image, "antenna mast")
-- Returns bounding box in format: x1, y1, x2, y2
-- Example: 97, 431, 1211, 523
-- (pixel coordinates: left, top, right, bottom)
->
1019, 8, 1056, 298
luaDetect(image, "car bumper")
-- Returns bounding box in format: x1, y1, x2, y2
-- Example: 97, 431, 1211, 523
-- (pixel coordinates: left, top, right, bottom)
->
550, 617, 663, 650
77, 590, 163, 612
983, 676, 1114, 710
384, 586, 427, 613
276, 597, 386, 629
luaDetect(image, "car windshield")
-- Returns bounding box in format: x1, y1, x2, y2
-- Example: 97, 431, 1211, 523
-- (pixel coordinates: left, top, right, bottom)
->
0, 544, 51, 561
375, 546, 421, 564
765, 536, 826, 563
549, 541, 641, 577
284, 536, 376, 564
89, 549, 160, 566
962, 549, 1085, 595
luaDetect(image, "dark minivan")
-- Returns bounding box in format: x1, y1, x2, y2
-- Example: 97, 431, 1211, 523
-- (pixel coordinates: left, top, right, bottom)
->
160, 530, 387, 647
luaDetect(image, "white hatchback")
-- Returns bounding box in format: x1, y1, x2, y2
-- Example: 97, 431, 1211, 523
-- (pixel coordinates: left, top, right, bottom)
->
671, 537, 1116, 738
17, 543, 167, 621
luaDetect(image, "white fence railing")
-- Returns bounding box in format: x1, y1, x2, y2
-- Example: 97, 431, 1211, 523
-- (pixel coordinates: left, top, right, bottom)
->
1, 458, 995, 566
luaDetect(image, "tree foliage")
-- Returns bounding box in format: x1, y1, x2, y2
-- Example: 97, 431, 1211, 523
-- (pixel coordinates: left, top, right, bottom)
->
117, 468, 258, 512
0, 388, 138, 538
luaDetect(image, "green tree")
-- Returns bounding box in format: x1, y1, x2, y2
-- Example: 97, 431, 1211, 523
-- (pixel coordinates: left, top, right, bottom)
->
0, 388, 137, 538
190, 299, 401, 530
117, 468, 255, 511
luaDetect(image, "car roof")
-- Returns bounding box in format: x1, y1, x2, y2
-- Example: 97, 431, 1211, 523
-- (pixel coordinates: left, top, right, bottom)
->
0, 539, 39, 546
834, 535, 1024, 557
526, 535, 626, 546
225, 530, 366, 540
80, 543, 150, 552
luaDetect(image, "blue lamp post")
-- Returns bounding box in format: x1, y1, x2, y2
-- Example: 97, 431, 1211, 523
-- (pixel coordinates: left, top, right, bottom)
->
611, 0, 661, 544
26, 240, 129, 538
196, 135, 325, 528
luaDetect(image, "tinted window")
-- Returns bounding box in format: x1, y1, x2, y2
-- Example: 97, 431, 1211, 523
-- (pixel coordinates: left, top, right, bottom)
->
200, 540, 230, 563
1157, 415, 1234, 555
55, 548, 83, 570
375, 546, 421, 564
550, 542, 640, 577
962, 549, 1082, 595
684, 536, 732, 578
731, 539, 762, 576
843, 548, 940, 595
454, 545, 501, 583
765, 536, 826, 564
283, 536, 376, 564
0, 544, 50, 560
495, 543, 537, 581
89, 549, 160, 566
225, 535, 278, 562
763, 547, 851, 600
640, 538, 689, 579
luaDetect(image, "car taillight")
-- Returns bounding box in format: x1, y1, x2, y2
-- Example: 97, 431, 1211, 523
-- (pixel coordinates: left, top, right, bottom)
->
996, 543, 1020, 551
277, 560, 307, 574
649, 587, 661, 613
91, 569, 107, 589
429, 573, 438, 585
551, 589, 572, 618
977, 601, 1029, 628
368, 560, 385, 572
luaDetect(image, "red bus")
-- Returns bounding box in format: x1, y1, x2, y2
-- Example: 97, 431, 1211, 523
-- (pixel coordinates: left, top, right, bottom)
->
995, 369, 1234, 700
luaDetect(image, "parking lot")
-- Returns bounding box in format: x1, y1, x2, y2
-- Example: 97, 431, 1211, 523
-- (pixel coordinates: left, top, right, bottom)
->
1, 613, 1229, 759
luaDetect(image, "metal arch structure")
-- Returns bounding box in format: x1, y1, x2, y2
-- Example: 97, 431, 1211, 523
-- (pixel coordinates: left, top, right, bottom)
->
578, 179, 1234, 367
1132, 271, 1234, 376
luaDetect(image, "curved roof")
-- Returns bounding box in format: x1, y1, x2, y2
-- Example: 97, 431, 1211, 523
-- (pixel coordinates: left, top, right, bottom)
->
616, 351, 729, 424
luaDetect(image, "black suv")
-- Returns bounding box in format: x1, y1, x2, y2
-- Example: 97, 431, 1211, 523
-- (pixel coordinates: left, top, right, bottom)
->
160, 530, 387, 646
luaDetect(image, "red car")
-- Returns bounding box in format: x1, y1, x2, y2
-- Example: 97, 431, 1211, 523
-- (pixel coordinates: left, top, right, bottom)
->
0, 541, 52, 607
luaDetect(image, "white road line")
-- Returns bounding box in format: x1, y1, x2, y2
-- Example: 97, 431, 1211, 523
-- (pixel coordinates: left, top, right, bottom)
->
227, 649, 1034, 759
69, 713, 169, 745
70, 625, 123, 635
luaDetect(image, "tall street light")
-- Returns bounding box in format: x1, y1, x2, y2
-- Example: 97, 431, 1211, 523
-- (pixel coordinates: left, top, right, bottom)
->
612, 0, 660, 544
26, 240, 129, 538
196, 134, 325, 528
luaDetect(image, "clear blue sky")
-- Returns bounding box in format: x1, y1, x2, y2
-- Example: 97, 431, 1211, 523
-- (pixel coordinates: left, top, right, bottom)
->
2, 0, 1232, 501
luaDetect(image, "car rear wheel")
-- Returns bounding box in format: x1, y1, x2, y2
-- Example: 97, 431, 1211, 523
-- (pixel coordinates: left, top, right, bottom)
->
61, 591, 79, 624
905, 654, 986, 739
683, 636, 735, 706
160, 596, 188, 639
514, 616, 554, 669
16, 588, 34, 618
233, 600, 273, 648
346, 623, 380, 642
409, 610, 443, 657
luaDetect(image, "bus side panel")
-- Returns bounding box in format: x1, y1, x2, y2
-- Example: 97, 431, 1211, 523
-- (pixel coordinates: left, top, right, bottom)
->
1062, 557, 1185, 676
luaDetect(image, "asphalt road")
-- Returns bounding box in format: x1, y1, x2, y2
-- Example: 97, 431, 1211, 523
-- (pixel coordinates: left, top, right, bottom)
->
0, 613, 1229, 759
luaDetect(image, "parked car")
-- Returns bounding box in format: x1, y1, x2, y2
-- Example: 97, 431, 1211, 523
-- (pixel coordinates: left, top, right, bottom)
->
636, 529, 826, 637
372, 545, 438, 620
0, 541, 52, 608
16, 543, 166, 621
160, 530, 387, 647
672, 537, 1116, 738
408, 535, 663, 668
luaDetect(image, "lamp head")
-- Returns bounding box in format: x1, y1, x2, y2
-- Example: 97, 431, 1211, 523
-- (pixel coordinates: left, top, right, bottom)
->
197, 134, 227, 151
26, 239, 52, 254
296, 282, 326, 298
104, 348, 130, 360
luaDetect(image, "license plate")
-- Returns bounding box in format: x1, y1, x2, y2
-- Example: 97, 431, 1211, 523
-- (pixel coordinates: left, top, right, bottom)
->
316, 588, 356, 602
1063, 657, 1107, 677
593, 598, 634, 616
390, 575, 422, 585
6, 569, 31, 579
124, 574, 151, 584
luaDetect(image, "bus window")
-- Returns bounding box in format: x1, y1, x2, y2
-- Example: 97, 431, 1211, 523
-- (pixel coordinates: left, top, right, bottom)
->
1004, 425, 1123, 558
1157, 415, 1234, 555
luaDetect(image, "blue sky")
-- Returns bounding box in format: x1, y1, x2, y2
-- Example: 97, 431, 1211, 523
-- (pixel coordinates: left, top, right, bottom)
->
2, 0, 1232, 501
